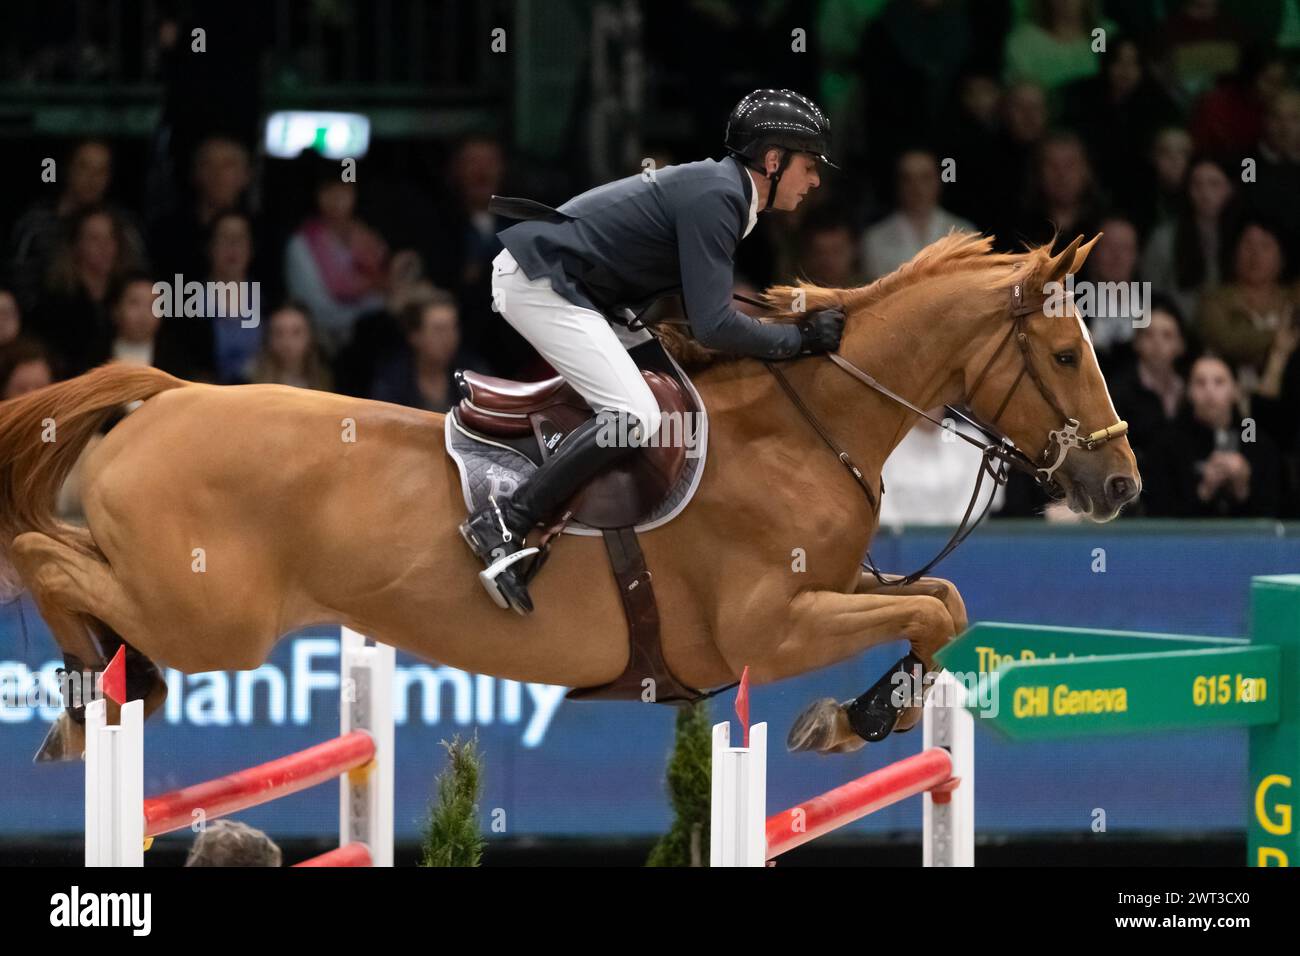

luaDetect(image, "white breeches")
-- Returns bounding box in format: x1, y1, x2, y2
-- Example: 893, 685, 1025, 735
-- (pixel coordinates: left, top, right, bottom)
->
491, 248, 661, 437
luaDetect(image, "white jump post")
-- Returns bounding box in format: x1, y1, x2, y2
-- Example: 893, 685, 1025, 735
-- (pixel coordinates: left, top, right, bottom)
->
710, 670, 974, 866
84, 694, 145, 867
339, 627, 394, 867
923, 671, 974, 866
85, 627, 395, 867
709, 722, 768, 867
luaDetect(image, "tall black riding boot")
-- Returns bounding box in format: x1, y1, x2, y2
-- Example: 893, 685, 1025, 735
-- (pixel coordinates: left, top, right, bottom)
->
459, 409, 643, 614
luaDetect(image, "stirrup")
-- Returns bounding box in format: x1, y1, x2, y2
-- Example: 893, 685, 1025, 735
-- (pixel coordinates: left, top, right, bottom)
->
477, 546, 540, 612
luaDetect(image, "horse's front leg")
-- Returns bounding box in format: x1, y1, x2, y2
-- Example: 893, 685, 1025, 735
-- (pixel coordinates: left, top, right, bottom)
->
855, 572, 969, 636
817, 573, 970, 737
745, 588, 956, 755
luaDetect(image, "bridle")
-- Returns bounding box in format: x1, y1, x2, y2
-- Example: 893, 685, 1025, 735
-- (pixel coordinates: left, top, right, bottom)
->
747, 283, 1128, 586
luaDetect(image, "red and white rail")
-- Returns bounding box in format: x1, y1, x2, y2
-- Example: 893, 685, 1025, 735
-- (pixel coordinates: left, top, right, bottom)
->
711, 671, 974, 866
85, 628, 395, 867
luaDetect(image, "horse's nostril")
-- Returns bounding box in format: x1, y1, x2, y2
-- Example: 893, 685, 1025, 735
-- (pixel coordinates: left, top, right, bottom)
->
1106, 474, 1136, 504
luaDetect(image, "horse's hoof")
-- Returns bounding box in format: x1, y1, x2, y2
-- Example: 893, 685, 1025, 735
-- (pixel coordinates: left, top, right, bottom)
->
33, 712, 84, 763
786, 698, 865, 754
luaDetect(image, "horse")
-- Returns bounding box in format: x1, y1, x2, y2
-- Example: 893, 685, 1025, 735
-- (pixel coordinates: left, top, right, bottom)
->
0, 232, 1140, 761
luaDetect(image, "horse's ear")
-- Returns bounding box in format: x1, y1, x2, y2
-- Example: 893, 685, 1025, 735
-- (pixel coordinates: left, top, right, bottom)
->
1069, 233, 1104, 276
1037, 235, 1084, 288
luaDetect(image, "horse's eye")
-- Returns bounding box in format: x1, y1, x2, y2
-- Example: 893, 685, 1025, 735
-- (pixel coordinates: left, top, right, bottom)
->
1054, 351, 1077, 367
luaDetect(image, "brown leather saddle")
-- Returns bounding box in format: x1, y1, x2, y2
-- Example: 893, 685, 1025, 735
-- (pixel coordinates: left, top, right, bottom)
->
450, 343, 707, 704
456, 369, 689, 529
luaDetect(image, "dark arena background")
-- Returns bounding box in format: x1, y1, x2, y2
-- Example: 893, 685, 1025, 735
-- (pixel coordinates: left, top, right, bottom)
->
2, 0, 1300, 928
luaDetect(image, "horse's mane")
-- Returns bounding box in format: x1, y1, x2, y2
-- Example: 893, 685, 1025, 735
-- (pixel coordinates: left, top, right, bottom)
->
661, 231, 1054, 369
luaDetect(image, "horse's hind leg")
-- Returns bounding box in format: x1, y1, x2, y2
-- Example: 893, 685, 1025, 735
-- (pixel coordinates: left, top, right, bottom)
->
11, 531, 166, 761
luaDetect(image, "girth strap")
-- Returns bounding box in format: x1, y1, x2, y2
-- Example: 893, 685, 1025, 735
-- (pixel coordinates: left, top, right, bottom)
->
564, 527, 706, 705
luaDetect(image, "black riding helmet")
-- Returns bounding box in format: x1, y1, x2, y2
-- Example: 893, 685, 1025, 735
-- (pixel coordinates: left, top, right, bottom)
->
725, 89, 837, 211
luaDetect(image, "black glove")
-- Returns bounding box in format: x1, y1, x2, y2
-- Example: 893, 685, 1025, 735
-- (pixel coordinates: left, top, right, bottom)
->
797, 308, 845, 354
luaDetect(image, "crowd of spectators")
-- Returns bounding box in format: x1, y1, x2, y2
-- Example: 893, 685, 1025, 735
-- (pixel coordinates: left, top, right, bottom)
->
752, 0, 1300, 522
0, 131, 510, 410
2, 0, 1299, 523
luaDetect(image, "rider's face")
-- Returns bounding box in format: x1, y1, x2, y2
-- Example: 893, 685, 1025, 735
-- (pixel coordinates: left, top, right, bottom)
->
766, 151, 821, 211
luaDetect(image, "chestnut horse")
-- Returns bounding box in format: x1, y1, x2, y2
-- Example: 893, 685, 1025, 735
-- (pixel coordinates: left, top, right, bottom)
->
0, 233, 1139, 760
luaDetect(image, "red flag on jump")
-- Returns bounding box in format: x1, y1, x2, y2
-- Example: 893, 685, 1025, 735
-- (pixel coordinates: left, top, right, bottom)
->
735, 665, 750, 747
101, 645, 127, 706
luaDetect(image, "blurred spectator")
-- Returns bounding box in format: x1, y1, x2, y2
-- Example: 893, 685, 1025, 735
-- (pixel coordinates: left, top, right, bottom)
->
1062, 36, 1181, 203
248, 302, 332, 390
106, 273, 158, 368
1144, 354, 1281, 516
6, 140, 148, 313
1141, 156, 1236, 322
1242, 89, 1300, 266
799, 213, 862, 287
1254, 275, 1300, 402
201, 211, 262, 384
150, 135, 254, 280
105, 272, 197, 377
1160, 0, 1249, 103
429, 136, 507, 298
184, 819, 282, 867
986, 81, 1049, 245
858, 0, 978, 180
1002, 80, 1050, 149
1190, 44, 1290, 156
878, 412, 1005, 527
370, 292, 485, 412
1252, 287, 1300, 510
0, 287, 22, 347
428, 135, 536, 377
1080, 214, 1144, 368
0, 338, 54, 399
1004, 0, 1110, 92
1130, 127, 1195, 234
32, 206, 142, 377
1198, 220, 1297, 391
863, 150, 973, 280
1106, 294, 1189, 461
1257, 88, 1300, 165
333, 250, 433, 397
1010, 132, 1104, 250
285, 173, 387, 356
940, 71, 1005, 231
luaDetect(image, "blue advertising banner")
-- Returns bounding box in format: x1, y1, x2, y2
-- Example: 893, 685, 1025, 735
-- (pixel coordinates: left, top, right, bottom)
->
3, 520, 1296, 845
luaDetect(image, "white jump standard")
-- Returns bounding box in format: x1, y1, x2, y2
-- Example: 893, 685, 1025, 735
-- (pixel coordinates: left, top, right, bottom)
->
84, 628, 395, 867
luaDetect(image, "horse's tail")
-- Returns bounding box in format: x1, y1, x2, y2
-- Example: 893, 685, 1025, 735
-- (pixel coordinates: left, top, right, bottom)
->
0, 364, 188, 593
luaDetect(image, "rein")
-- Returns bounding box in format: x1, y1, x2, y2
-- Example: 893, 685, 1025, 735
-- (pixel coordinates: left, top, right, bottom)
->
732, 287, 1128, 586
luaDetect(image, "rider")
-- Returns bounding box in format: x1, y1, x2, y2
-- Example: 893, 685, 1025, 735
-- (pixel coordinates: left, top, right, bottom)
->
460, 88, 847, 614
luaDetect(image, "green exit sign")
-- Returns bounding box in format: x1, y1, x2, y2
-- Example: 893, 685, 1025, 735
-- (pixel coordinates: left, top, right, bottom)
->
264, 111, 370, 159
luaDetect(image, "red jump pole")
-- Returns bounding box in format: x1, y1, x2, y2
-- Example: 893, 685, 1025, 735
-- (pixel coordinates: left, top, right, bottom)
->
766, 747, 954, 859
293, 842, 374, 867
143, 731, 376, 838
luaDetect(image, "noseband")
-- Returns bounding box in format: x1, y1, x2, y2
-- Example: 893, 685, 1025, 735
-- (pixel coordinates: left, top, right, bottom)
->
755, 282, 1128, 585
